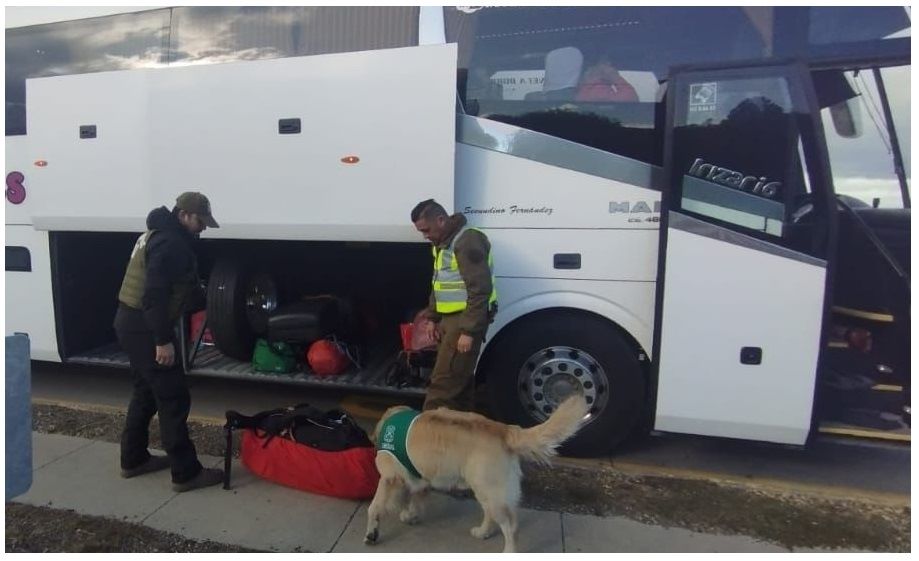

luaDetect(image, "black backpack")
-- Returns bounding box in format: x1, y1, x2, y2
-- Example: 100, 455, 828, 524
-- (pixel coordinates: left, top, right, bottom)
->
225, 403, 372, 451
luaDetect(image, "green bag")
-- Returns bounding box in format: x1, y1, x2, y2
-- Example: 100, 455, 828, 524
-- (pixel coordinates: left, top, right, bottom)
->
252, 338, 297, 374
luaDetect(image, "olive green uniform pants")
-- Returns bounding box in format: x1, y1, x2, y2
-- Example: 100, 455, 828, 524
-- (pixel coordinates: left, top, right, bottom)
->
423, 313, 484, 412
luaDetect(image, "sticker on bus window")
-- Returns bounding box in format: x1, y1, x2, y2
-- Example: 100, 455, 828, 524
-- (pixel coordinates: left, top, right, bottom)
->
689, 82, 717, 113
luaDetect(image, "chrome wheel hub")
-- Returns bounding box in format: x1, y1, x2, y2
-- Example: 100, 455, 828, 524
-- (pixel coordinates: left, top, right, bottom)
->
245, 274, 278, 333
517, 346, 608, 422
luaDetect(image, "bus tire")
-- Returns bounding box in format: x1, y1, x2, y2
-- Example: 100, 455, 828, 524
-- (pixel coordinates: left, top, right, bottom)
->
484, 310, 645, 457
206, 260, 277, 361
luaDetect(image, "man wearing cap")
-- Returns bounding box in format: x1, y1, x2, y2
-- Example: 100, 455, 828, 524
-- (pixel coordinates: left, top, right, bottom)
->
114, 192, 223, 492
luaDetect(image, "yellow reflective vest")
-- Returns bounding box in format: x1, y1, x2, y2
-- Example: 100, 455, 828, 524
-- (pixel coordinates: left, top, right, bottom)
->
432, 226, 497, 314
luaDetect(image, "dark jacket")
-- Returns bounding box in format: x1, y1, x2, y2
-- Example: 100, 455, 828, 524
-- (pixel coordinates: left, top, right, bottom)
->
115, 206, 203, 345
425, 213, 495, 339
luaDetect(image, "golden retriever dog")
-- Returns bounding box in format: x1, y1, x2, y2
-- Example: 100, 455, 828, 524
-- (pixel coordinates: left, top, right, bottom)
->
364, 395, 588, 553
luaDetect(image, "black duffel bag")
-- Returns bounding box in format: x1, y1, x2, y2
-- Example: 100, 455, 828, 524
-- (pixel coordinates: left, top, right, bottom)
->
222, 403, 378, 497
267, 296, 354, 346
225, 403, 371, 451
222, 403, 373, 491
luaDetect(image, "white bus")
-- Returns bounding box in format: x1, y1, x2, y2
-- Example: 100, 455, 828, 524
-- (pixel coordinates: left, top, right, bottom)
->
6, 6, 910, 455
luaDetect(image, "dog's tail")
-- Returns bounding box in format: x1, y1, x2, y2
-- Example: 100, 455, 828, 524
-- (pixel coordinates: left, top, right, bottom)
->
504, 395, 589, 463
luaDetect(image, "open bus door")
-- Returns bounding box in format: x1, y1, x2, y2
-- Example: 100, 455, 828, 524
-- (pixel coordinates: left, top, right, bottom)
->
652, 62, 838, 445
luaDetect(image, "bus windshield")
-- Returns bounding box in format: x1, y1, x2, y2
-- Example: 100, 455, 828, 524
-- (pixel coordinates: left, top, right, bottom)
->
445, 6, 910, 168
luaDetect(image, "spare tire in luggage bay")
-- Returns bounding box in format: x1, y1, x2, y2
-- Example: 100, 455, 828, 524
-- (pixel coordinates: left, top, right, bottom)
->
206, 260, 279, 361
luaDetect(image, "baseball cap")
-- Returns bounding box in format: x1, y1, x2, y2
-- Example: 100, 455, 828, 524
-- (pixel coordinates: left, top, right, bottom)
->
175, 192, 219, 228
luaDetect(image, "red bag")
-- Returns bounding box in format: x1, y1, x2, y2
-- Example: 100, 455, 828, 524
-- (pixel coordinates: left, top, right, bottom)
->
241, 429, 379, 500
189, 310, 214, 344
400, 311, 437, 352
306, 339, 351, 376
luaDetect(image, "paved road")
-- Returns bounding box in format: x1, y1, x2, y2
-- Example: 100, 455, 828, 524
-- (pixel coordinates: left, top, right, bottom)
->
31, 361, 910, 498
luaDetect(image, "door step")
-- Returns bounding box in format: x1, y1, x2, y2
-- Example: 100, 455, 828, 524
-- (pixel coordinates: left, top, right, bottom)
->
818, 421, 910, 443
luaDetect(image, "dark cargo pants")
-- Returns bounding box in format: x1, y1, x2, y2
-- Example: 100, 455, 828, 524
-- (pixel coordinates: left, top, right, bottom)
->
115, 306, 202, 484
423, 313, 485, 412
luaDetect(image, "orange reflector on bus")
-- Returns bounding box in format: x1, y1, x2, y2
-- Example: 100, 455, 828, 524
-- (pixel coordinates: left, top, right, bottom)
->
341, 156, 360, 164
34, 160, 48, 167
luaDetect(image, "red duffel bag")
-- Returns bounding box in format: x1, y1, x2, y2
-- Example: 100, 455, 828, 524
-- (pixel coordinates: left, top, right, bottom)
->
241, 429, 379, 500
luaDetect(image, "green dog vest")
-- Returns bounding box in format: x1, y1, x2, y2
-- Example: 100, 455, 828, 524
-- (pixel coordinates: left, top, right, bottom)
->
377, 409, 422, 478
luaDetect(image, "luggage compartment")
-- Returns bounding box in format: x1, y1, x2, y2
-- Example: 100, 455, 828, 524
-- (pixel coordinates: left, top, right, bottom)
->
54, 233, 433, 396
192, 238, 433, 395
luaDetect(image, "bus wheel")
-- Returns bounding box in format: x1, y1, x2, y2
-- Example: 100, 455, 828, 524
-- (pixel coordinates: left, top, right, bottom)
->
484, 311, 645, 456
206, 260, 278, 361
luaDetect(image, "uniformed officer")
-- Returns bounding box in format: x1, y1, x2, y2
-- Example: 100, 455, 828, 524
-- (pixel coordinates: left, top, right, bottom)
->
411, 199, 497, 411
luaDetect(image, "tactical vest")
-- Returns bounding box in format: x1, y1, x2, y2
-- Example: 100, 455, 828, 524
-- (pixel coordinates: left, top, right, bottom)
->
432, 226, 498, 314
377, 409, 422, 478
118, 230, 197, 321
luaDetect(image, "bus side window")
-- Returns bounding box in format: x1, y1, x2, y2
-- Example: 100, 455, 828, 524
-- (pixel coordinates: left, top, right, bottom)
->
168, 7, 418, 65
5, 10, 172, 136
6, 7, 420, 137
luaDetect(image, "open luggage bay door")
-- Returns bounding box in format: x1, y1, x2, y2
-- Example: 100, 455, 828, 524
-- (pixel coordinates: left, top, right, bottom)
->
27, 44, 458, 241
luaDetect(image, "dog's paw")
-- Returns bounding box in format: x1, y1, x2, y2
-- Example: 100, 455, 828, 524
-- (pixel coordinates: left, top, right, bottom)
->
364, 529, 379, 545
399, 510, 420, 525
471, 526, 495, 540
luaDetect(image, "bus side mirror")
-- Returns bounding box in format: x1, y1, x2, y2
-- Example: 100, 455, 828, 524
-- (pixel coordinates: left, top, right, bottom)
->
829, 98, 863, 138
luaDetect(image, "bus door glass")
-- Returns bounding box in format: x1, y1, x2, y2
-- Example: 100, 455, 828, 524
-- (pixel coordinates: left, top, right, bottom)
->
653, 63, 836, 444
